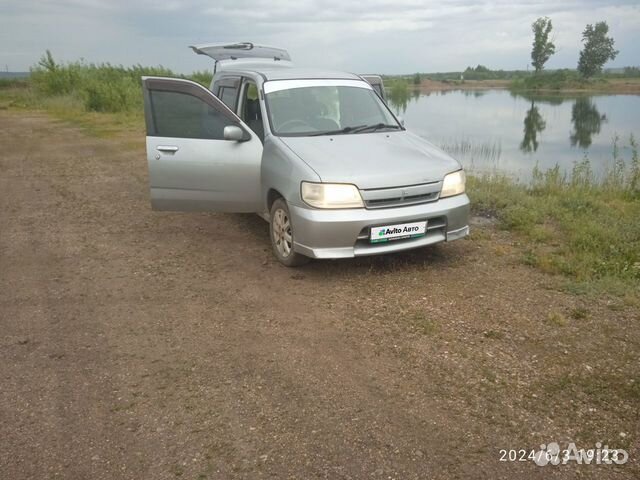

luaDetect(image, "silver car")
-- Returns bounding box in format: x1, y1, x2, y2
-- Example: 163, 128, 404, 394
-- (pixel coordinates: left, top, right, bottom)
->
142, 42, 469, 266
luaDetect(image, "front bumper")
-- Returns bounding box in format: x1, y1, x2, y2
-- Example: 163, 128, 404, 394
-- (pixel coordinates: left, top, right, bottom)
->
289, 194, 470, 259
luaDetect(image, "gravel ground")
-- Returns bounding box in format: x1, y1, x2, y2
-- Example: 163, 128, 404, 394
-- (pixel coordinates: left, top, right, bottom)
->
1, 111, 638, 479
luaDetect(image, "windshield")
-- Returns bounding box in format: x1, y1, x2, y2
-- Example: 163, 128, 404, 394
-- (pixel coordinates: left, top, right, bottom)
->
265, 84, 399, 136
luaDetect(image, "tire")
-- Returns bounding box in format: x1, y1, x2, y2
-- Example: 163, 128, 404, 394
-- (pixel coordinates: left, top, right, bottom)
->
269, 198, 310, 267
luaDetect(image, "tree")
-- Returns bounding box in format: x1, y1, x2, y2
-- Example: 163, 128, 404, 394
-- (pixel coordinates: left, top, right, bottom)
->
531, 17, 555, 73
577, 22, 619, 78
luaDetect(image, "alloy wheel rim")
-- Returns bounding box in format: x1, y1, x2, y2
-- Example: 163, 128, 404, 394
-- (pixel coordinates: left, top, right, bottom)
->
272, 208, 292, 258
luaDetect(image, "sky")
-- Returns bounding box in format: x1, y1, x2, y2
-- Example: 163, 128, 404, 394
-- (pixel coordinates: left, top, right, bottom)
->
1, 0, 639, 74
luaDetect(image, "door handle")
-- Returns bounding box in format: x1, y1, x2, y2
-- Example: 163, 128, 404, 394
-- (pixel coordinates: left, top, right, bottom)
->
156, 145, 179, 153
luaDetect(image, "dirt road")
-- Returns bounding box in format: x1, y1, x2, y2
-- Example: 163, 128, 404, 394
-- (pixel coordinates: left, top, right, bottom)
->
1, 112, 638, 479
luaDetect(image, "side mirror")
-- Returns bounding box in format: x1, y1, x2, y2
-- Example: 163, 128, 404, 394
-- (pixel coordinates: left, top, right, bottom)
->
397, 116, 405, 127
224, 125, 245, 141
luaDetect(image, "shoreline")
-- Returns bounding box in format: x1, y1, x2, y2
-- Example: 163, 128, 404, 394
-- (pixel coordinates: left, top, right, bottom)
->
415, 78, 640, 94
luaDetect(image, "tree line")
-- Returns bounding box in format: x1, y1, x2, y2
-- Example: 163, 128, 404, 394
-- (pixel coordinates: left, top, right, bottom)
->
530, 17, 619, 78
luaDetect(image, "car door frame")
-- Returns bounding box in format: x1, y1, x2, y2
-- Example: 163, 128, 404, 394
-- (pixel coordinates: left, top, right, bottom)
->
142, 76, 264, 213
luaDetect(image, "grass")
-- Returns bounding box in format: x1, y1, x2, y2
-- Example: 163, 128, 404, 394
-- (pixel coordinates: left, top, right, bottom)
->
0, 52, 213, 139
0, 77, 29, 89
407, 312, 440, 335
30, 51, 175, 113
468, 135, 640, 298
511, 69, 594, 91
509, 70, 640, 92
1, 51, 212, 117
546, 311, 568, 326
440, 138, 502, 170
543, 371, 640, 409
569, 307, 589, 320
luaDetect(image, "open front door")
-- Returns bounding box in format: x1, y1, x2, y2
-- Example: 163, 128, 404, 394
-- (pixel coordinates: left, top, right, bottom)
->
142, 77, 262, 212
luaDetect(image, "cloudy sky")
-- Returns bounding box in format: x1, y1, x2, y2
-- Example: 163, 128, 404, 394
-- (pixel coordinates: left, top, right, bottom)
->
1, 0, 638, 74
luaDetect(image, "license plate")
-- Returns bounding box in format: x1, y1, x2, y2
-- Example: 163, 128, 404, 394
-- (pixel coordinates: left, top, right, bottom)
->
370, 221, 427, 243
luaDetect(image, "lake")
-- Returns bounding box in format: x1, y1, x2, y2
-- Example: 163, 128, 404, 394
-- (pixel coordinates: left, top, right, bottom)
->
388, 89, 640, 182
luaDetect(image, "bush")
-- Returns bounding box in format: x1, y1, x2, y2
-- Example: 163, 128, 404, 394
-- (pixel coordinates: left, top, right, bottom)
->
622, 66, 640, 78
510, 69, 603, 91
29, 51, 209, 113
190, 70, 213, 87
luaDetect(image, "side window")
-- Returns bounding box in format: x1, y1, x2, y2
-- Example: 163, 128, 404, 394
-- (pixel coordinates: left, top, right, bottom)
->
149, 90, 234, 140
240, 82, 264, 142
219, 86, 239, 111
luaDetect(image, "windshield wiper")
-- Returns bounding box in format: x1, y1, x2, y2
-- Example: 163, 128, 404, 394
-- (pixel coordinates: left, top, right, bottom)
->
350, 123, 402, 133
309, 125, 367, 136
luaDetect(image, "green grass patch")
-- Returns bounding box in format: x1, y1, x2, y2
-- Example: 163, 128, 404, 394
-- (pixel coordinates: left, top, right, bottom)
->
469, 137, 640, 298
546, 311, 568, 327
31, 51, 177, 113
510, 69, 608, 91
2, 51, 212, 116
543, 371, 640, 406
0, 51, 213, 138
0, 77, 29, 89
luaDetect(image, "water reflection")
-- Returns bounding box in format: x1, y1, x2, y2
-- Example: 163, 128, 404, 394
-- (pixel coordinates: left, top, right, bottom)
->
570, 97, 607, 148
520, 101, 546, 153
387, 87, 420, 114
510, 91, 563, 105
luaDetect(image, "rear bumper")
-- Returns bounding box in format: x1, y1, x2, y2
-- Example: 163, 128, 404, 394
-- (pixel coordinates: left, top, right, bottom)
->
289, 194, 470, 259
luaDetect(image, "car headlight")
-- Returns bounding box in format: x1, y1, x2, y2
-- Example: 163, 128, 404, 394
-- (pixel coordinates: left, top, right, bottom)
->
301, 182, 364, 209
440, 170, 466, 198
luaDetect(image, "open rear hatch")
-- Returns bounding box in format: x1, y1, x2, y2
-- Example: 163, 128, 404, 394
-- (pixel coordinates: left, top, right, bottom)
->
190, 42, 292, 71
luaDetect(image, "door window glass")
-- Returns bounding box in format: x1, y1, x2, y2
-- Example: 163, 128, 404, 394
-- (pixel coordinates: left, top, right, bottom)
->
219, 87, 238, 110
150, 90, 234, 140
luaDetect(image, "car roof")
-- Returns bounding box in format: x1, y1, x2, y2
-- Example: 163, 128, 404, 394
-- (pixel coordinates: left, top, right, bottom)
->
219, 66, 363, 82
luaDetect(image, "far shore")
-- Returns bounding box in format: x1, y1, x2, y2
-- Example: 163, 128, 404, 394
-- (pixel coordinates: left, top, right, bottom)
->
415, 77, 640, 94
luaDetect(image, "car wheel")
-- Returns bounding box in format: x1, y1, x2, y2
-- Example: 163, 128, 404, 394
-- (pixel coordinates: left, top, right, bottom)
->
270, 198, 309, 267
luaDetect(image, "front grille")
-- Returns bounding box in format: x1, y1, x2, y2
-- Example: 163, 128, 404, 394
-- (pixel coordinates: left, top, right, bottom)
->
365, 191, 439, 208
360, 181, 441, 209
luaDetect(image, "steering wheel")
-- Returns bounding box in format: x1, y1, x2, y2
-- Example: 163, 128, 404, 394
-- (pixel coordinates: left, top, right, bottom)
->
278, 119, 314, 131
